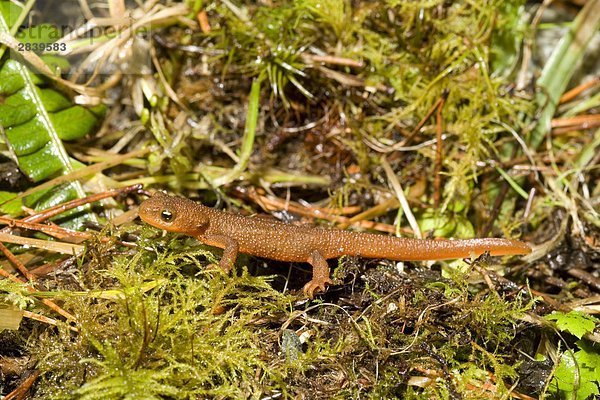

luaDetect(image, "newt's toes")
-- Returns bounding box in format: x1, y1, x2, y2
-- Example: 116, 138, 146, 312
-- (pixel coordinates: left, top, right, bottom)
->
302, 278, 333, 298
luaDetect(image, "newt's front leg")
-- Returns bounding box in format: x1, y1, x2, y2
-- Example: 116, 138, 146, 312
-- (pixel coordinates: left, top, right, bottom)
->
303, 250, 333, 298
203, 234, 239, 273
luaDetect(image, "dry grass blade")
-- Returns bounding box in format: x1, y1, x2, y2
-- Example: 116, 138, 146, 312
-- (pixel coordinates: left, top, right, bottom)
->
0, 233, 84, 254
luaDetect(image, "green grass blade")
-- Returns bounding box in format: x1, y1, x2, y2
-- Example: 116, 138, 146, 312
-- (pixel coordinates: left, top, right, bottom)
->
212, 78, 261, 186
530, 0, 600, 149
494, 166, 529, 200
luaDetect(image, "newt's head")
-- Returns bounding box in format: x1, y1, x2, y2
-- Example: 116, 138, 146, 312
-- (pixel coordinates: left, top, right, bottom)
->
139, 192, 210, 236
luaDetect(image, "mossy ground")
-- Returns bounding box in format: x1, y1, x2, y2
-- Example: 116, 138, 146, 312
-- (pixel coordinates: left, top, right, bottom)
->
1, 0, 599, 399
23, 235, 539, 399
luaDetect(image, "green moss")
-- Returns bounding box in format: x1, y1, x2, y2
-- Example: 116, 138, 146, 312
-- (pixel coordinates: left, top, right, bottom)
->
33, 236, 295, 399
8, 230, 535, 399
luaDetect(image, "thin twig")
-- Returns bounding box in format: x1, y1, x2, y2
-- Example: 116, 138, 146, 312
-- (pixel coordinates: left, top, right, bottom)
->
3, 369, 41, 400
559, 76, 600, 103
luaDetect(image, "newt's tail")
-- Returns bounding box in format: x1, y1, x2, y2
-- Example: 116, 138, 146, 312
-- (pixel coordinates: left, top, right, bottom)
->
329, 231, 531, 261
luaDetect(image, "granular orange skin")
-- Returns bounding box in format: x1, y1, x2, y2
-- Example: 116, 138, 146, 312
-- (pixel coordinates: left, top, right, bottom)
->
139, 192, 531, 297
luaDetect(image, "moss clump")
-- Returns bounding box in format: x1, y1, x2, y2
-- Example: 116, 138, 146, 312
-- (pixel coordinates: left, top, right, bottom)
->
33, 234, 295, 399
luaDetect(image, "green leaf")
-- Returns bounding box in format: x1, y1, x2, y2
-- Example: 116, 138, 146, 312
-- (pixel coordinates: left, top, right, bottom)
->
417, 209, 475, 238
0, 6, 101, 181
546, 311, 598, 339
576, 341, 600, 373
0, 60, 103, 181
576, 362, 600, 400
551, 350, 600, 400
0, 9, 106, 227
50, 105, 99, 140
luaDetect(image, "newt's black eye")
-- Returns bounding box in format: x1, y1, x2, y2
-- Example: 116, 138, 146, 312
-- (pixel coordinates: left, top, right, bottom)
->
160, 210, 173, 222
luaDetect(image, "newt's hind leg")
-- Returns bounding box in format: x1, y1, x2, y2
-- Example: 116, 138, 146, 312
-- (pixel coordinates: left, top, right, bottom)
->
303, 250, 333, 298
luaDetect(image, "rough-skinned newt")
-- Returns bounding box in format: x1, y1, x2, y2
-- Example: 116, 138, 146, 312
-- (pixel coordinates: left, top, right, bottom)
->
138, 192, 531, 297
